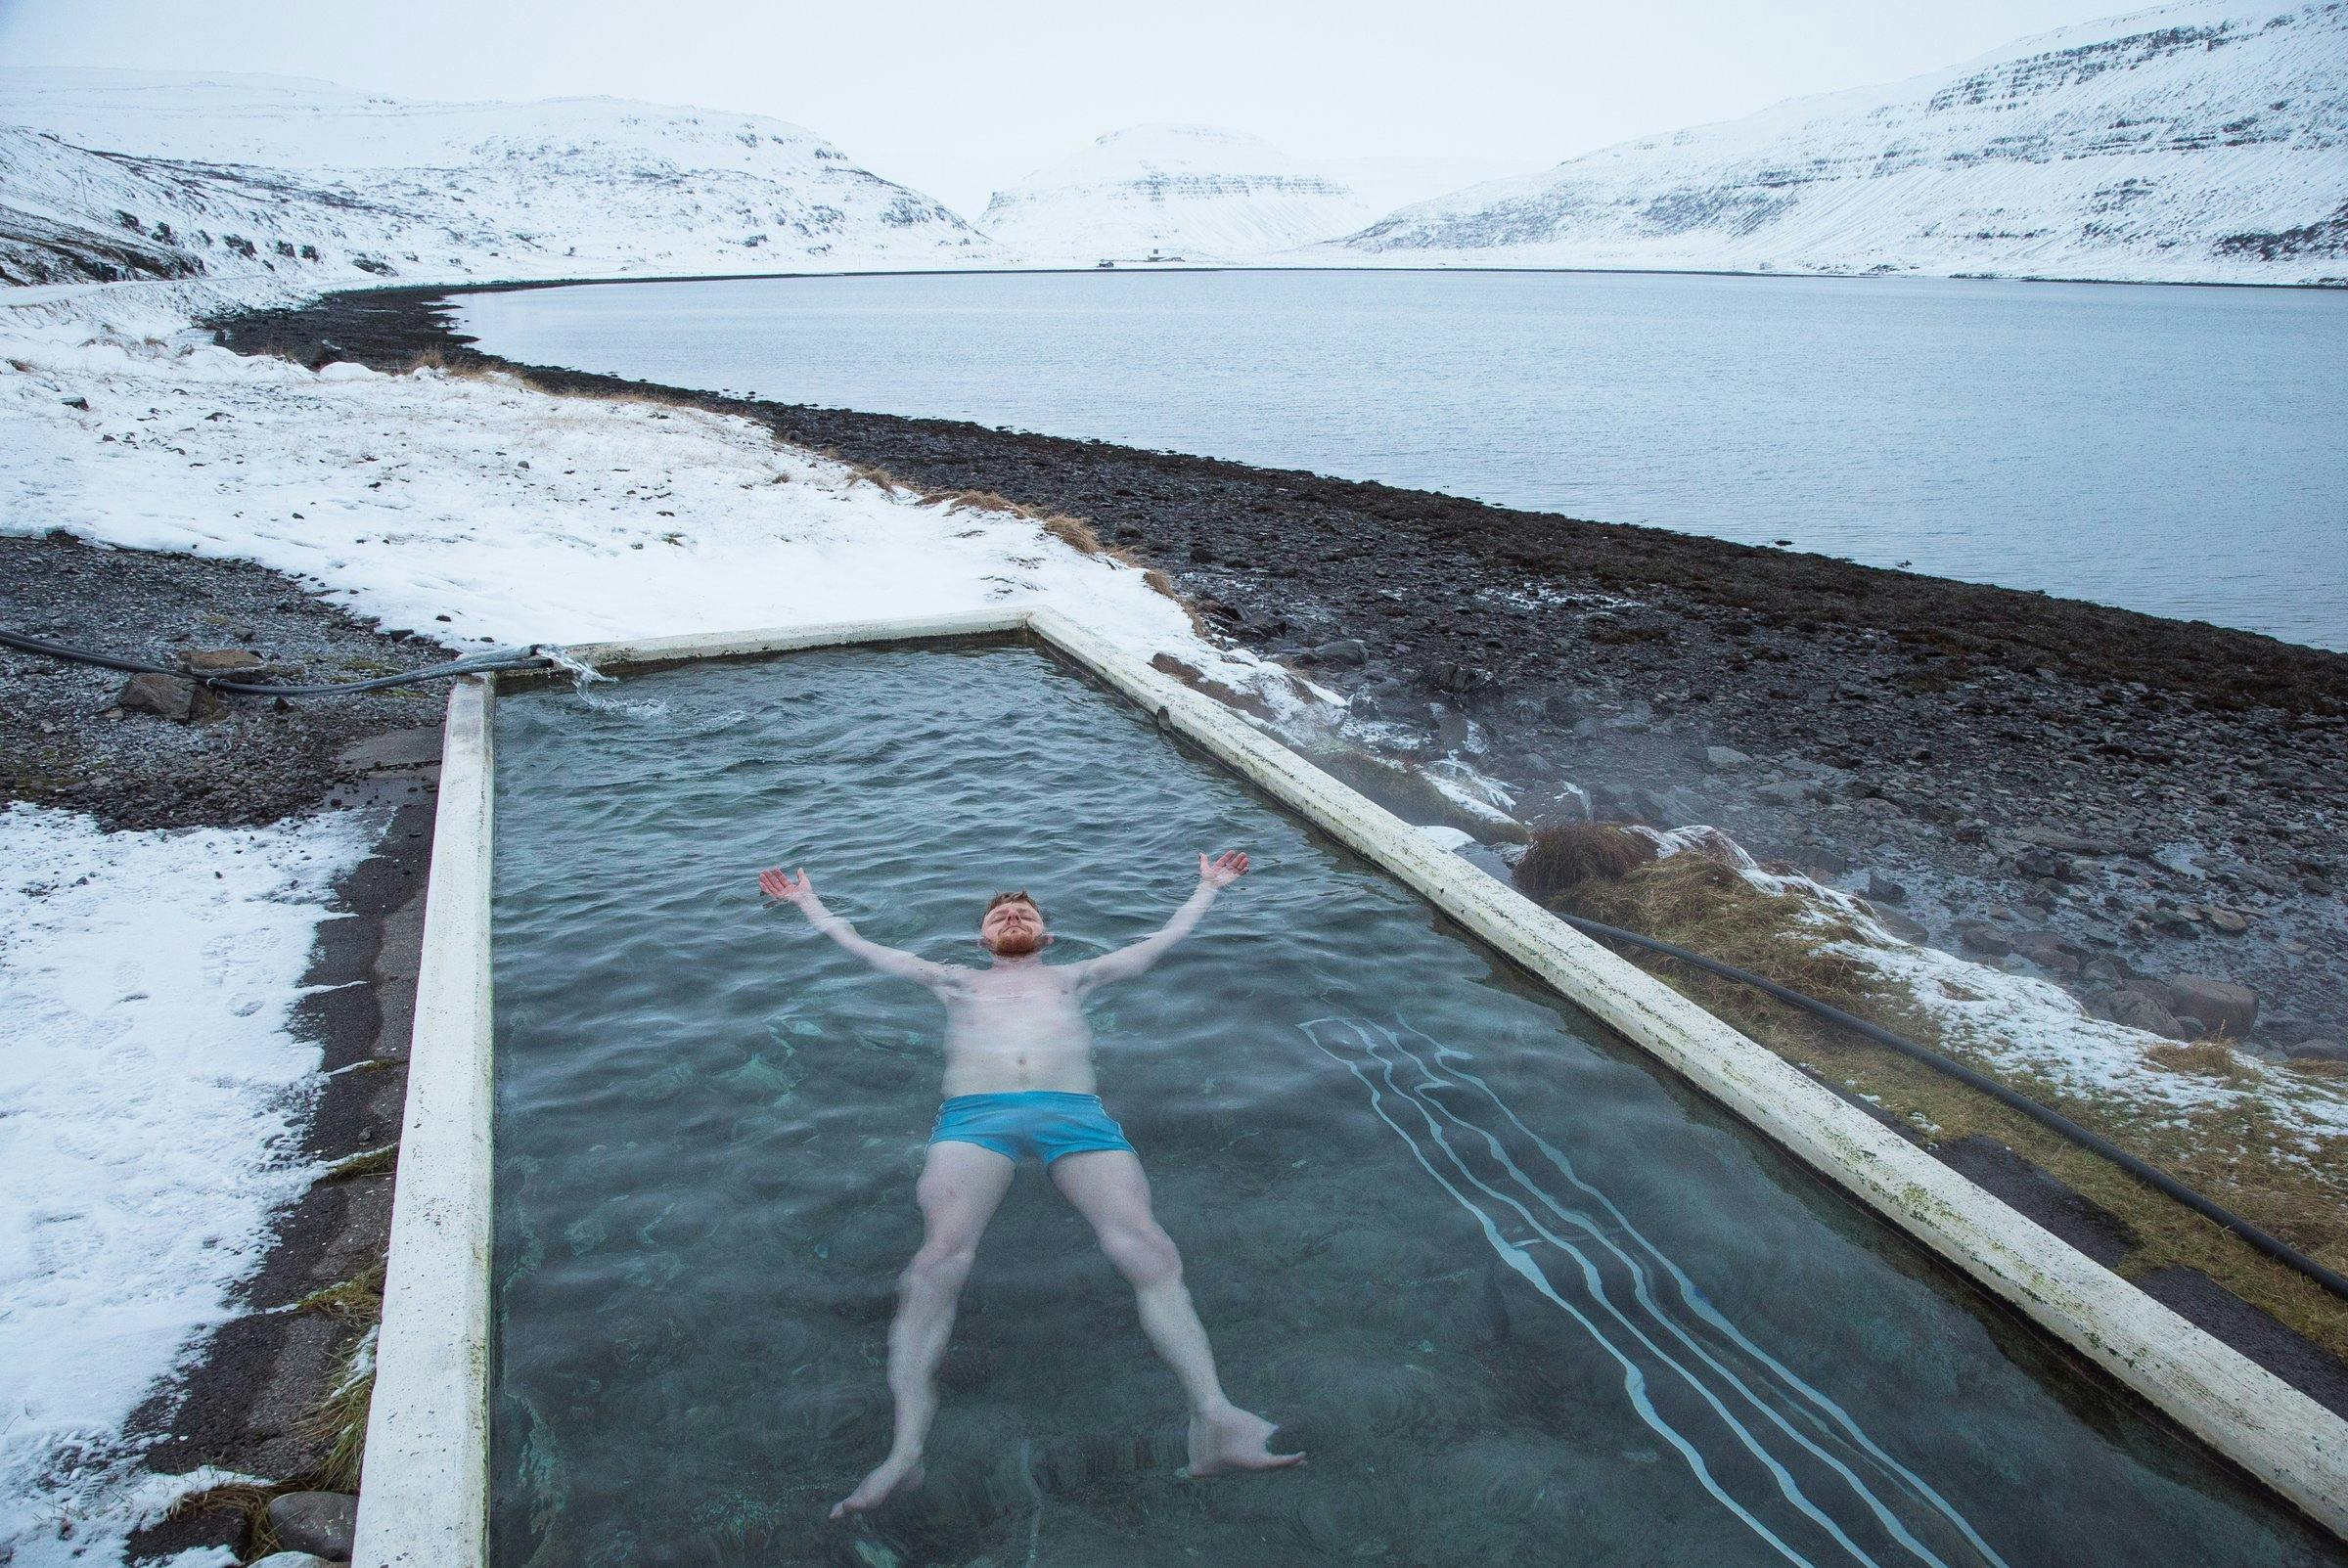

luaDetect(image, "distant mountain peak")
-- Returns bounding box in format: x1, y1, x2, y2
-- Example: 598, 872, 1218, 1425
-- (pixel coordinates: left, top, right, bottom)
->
1329, 0, 2347, 285
980, 123, 1371, 262
0, 68, 990, 288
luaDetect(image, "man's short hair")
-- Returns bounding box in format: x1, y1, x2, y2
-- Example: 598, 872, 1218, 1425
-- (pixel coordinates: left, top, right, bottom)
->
983, 889, 1043, 920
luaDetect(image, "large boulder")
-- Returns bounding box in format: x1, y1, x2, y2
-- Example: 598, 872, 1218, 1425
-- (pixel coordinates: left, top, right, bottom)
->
266, 1491, 357, 1560
113, 672, 219, 721
2165, 974, 2258, 1037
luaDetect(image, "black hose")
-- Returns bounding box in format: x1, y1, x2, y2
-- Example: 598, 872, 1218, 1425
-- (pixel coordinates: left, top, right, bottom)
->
0, 626, 554, 695
1556, 910, 2348, 1303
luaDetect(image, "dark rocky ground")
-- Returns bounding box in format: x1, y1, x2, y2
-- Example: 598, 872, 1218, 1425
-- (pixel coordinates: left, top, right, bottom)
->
219, 286, 2348, 1058
0, 531, 455, 828
0, 532, 448, 1561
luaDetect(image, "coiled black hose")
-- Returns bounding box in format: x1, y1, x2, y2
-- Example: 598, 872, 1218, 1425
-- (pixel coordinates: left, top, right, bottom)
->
0, 625, 554, 694
1557, 910, 2348, 1303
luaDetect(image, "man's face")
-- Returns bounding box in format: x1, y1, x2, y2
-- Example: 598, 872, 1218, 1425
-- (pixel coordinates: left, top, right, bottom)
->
978, 898, 1046, 956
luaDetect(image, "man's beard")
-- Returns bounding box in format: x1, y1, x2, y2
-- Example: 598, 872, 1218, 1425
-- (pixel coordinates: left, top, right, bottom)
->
987, 928, 1043, 957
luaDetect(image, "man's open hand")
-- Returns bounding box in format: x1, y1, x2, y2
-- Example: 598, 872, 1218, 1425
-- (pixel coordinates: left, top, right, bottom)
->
759, 867, 816, 906
1198, 851, 1250, 889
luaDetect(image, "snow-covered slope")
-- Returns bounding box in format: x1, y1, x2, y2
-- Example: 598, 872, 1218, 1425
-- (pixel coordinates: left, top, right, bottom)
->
0, 68, 991, 288
1332, 0, 2348, 284
979, 124, 1382, 262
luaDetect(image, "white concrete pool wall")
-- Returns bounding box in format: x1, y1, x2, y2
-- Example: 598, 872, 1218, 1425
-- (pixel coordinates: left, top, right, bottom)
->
354, 605, 2348, 1566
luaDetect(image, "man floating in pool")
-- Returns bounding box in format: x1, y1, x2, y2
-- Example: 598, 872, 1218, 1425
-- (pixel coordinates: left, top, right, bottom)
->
758, 853, 1304, 1519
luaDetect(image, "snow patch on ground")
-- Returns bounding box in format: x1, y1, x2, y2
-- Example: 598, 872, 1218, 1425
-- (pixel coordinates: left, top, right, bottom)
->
0, 298, 1250, 692
0, 804, 372, 1566
1635, 823, 2348, 1146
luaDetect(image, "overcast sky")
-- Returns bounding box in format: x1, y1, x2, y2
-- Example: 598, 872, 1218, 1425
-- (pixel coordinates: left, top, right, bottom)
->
0, 0, 2141, 214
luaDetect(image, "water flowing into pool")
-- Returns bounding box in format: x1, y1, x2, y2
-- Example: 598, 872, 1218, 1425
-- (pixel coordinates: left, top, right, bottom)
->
489, 646, 2342, 1566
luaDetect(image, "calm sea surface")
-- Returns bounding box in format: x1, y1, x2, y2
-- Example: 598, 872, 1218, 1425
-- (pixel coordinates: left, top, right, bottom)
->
455, 270, 2348, 650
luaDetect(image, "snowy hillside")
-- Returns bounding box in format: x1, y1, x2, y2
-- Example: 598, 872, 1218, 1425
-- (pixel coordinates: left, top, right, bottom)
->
979, 124, 1383, 262
0, 68, 991, 288
1332, 0, 2348, 285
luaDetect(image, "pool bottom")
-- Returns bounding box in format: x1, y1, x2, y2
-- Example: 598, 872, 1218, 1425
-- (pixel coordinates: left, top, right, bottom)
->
486, 647, 2343, 1567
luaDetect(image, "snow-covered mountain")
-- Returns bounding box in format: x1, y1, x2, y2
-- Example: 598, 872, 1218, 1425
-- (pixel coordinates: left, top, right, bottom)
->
0, 68, 991, 288
1331, 0, 2348, 285
978, 124, 1386, 262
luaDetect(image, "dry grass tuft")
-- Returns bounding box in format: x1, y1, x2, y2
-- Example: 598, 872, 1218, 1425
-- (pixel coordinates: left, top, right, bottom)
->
848, 462, 906, 495
2145, 1040, 2256, 1082
1039, 513, 1105, 555
308, 1335, 375, 1494
1143, 568, 1178, 601
167, 1482, 280, 1558
401, 347, 500, 381
937, 487, 1034, 517
321, 1142, 397, 1183
1514, 823, 1657, 906
294, 1262, 384, 1323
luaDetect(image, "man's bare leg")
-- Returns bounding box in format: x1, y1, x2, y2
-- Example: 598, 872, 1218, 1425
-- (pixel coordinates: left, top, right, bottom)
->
833, 1140, 1016, 1519
1049, 1149, 1304, 1478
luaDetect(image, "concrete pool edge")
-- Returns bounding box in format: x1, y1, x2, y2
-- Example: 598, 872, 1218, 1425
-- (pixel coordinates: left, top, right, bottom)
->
360, 609, 2347, 1562
353, 676, 494, 1568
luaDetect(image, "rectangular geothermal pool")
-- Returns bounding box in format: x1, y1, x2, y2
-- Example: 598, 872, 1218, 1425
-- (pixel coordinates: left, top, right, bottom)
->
486, 644, 2340, 1567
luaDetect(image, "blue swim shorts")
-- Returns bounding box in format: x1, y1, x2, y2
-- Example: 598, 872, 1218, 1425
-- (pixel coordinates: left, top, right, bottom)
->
929, 1091, 1136, 1165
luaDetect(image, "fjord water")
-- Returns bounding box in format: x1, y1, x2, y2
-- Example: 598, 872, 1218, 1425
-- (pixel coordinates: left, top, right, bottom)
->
454, 270, 2348, 650
489, 648, 2340, 1567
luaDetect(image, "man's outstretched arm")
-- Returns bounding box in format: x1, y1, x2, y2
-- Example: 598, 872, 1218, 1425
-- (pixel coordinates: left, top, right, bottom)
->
759, 867, 953, 987
1074, 851, 1248, 989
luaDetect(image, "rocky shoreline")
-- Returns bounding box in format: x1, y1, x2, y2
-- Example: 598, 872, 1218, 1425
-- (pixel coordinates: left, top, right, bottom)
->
218, 286, 2348, 1056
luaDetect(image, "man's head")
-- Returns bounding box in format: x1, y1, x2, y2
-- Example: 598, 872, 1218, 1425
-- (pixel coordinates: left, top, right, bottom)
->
978, 890, 1048, 957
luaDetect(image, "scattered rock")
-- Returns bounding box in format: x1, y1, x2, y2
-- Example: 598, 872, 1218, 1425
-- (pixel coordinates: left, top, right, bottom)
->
2165, 974, 2258, 1036
1306, 638, 1368, 668
1865, 872, 1908, 905
113, 671, 220, 722
1955, 919, 2013, 959
2008, 929, 2087, 974
177, 647, 266, 675
1873, 908, 1929, 943
2013, 826, 2127, 857
2204, 906, 2249, 937
247, 1553, 342, 1568
2284, 1039, 2347, 1063
1427, 660, 1493, 695
1752, 779, 1814, 807
1703, 745, 1753, 772
2101, 988, 2191, 1040
266, 1492, 357, 1560
61, 395, 90, 411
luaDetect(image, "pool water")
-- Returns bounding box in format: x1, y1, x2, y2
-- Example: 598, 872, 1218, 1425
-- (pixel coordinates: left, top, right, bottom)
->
489, 646, 2342, 1567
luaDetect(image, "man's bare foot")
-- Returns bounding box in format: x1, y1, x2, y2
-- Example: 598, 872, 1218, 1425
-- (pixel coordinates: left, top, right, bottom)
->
829, 1451, 925, 1519
1184, 1406, 1305, 1478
